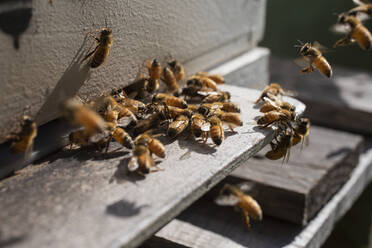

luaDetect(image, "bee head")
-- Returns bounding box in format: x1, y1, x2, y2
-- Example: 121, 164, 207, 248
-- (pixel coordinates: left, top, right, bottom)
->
168, 60, 177, 68
300, 43, 312, 54
337, 13, 347, 24
101, 28, 112, 36
22, 116, 34, 126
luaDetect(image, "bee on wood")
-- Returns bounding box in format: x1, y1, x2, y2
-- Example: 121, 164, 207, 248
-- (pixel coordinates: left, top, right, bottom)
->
196, 72, 225, 85
153, 93, 187, 109
265, 133, 293, 162
168, 60, 185, 81
83, 28, 113, 68
333, 13, 372, 50
114, 94, 145, 115
162, 67, 179, 93
7, 115, 37, 158
135, 133, 166, 158
128, 144, 156, 174
296, 40, 333, 78
144, 59, 162, 93
260, 98, 295, 113
216, 184, 262, 229
167, 106, 193, 120
168, 114, 190, 138
200, 91, 231, 103
208, 115, 224, 146
191, 113, 210, 142
255, 83, 285, 104
109, 125, 134, 150
187, 76, 218, 91
257, 109, 295, 128
63, 98, 107, 135
348, 0, 372, 17
215, 110, 243, 131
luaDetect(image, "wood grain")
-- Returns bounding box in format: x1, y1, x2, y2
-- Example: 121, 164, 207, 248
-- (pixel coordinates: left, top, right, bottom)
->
0, 85, 304, 248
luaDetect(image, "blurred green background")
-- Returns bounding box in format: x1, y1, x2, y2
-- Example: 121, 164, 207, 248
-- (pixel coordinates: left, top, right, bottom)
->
260, 0, 372, 72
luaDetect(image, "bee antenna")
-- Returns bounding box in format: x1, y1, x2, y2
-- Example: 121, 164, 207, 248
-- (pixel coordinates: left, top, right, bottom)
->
296, 39, 304, 45
105, 18, 108, 28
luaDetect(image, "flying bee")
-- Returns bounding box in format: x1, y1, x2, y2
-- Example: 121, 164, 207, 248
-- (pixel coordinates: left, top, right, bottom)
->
63, 98, 107, 135
333, 13, 372, 50
83, 28, 113, 68
153, 93, 188, 109
255, 83, 285, 104
214, 110, 243, 131
348, 0, 372, 17
216, 184, 262, 229
200, 91, 231, 103
146, 59, 162, 80
128, 144, 156, 174
168, 114, 190, 138
168, 60, 185, 81
208, 115, 224, 146
7, 115, 37, 158
191, 113, 210, 142
296, 40, 333, 78
260, 98, 295, 113
265, 133, 293, 162
196, 72, 225, 84
162, 67, 179, 93
257, 109, 295, 128
135, 133, 166, 158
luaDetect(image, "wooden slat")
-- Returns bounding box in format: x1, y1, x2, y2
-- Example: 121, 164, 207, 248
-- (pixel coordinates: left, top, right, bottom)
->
0, 85, 305, 248
146, 141, 372, 248
270, 56, 372, 135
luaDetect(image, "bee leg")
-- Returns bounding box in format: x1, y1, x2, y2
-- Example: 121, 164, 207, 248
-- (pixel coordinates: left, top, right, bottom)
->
241, 209, 251, 229
334, 37, 354, 48
105, 136, 113, 153
301, 66, 314, 74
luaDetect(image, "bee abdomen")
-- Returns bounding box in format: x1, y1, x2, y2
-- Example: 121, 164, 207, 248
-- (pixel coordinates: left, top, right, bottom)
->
314, 56, 332, 78
210, 126, 223, 146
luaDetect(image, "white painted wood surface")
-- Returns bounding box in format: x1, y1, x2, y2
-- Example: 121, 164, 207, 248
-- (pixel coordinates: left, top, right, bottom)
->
0, 0, 267, 141
0, 85, 304, 248
148, 142, 372, 248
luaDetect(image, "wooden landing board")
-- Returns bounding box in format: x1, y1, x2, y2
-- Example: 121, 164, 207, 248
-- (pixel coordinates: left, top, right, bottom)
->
0, 85, 304, 248
230, 125, 363, 225
270, 56, 372, 135
144, 142, 372, 248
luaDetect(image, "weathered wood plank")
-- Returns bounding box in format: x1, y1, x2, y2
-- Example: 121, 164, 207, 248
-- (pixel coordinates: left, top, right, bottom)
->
0, 47, 269, 179
230, 125, 363, 225
270, 56, 372, 135
146, 141, 372, 248
0, 85, 304, 248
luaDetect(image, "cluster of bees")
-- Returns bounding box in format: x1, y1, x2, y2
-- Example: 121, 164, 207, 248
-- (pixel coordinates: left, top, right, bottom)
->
255, 83, 310, 162
296, 0, 372, 79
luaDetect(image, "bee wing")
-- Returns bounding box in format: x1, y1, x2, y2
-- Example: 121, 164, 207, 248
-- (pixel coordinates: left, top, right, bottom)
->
198, 91, 219, 96
294, 57, 309, 67
89, 130, 109, 143
215, 194, 239, 206
313, 41, 334, 53
353, 0, 367, 5
24, 143, 34, 160
201, 122, 211, 132
356, 12, 371, 22
128, 156, 139, 171
330, 23, 351, 34
262, 97, 280, 108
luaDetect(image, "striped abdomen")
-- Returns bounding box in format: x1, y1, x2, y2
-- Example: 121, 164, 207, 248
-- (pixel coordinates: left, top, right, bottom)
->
313, 56, 332, 78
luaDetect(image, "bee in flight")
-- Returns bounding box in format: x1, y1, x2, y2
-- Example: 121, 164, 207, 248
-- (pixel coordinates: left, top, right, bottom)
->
83, 27, 113, 68
6, 115, 37, 159
215, 183, 262, 229
295, 40, 333, 78
332, 12, 372, 50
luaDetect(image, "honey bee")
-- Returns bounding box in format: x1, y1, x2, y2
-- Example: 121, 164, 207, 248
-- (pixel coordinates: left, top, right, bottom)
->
297, 41, 333, 78
128, 144, 156, 174
265, 133, 293, 162
216, 184, 262, 229
260, 98, 295, 113
110, 126, 134, 150
7, 115, 37, 158
187, 104, 200, 112
68, 129, 90, 148
145, 78, 160, 94
348, 0, 372, 17
83, 28, 113, 68
200, 91, 231, 103
255, 83, 285, 104
208, 115, 224, 146
105, 108, 119, 124
162, 67, 179, 93
196, 72, 225, 84
168, 114, 190, 138
191, 113, 210, 142
294, 117, 310, 148
114, 93, 146, 114
167, 106, 193, 119
257, 109, 295, 128
333, 13, 372, 50
63, 98, 107, 135
215, 110, 243, 131
187, 76, 218, 91
168, 60, 185, 81
153, 93, 188, 109
135, 133, 166, 158
146, 59, 162, 80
